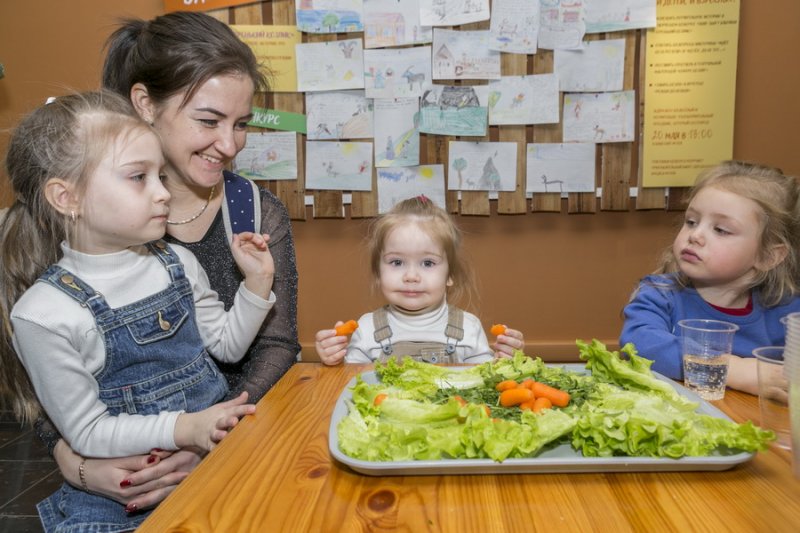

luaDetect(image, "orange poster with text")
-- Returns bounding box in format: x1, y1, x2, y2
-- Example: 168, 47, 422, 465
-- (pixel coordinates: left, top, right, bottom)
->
164, 0, 257, 13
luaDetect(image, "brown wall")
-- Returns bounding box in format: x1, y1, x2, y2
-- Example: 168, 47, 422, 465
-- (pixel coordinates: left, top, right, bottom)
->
1, 1, 798, 361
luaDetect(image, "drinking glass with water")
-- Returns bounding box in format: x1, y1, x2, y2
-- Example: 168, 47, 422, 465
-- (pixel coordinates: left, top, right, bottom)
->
678, 319, 739, 401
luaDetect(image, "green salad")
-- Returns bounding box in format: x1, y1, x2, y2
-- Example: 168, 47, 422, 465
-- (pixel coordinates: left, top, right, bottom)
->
337, 339, 774, 462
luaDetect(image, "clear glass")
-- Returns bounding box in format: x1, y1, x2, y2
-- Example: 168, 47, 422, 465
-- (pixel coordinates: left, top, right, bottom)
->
753, 346, 791, 450
678, 319, 738, 401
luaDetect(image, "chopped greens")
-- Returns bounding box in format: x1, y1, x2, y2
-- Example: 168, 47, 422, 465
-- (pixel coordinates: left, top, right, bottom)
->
337, 341, 774, 463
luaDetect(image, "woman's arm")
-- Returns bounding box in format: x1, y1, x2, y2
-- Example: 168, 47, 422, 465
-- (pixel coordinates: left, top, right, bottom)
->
232, 192, 300, 401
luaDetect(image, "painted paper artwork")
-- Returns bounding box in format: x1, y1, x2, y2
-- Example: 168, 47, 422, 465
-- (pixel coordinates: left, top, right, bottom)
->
488, 0, 539, 54
488, 74, 559, 125
419, 0, 490, 27
526, 143, 596, 193
364, 46, 432, 99
432, 29, 501, 80
585, 0, 656, 34
230, 25, 301, 93
306, 141, 373, 191
295, 0, 364, 34
374, 98, 420, 168
363, 0, 432, 48
296, 38, 365, 92
306, 90, 373, 140
419, 84, 489, 136
563, 91, 635, 143
539, 0, 586, 50
447, 141, 518, 191
377, 165, 446, 214
554, 39, 625, 92
234, 131, 298, 181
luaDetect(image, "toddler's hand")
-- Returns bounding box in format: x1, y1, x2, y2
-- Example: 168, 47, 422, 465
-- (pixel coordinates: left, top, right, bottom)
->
175, 392, 256, 452
231, 232, 274, 299
315, 323, 350, 366
493, 327, 525, 359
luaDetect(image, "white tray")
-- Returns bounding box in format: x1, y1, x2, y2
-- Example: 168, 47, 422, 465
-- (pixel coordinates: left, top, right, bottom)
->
328, 364, 755, 475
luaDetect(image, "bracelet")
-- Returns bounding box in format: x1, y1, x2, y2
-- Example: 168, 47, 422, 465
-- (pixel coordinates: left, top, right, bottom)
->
78, 457, 89, 492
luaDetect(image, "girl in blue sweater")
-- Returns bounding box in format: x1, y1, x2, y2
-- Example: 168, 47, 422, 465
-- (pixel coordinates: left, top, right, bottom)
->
621, 161, 800, 395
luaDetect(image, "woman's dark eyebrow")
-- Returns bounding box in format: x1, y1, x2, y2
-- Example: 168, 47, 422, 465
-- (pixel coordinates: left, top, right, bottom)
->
195, 107, 253, 121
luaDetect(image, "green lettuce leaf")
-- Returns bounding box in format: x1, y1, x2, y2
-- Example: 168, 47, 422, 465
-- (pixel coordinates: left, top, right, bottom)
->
577, 339, 698, 412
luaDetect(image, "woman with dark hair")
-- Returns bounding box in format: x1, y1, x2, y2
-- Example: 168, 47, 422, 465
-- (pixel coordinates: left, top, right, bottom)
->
36, 10, 300, 528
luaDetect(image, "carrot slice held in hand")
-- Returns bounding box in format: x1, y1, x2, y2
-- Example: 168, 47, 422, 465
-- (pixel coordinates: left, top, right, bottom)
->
490, 324, 507, 336
335, 320, 359, 336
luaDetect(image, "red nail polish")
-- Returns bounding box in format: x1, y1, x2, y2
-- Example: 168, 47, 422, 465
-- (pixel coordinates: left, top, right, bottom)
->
125, 504, 138, 513
147, 455, 156, 464
120, 479, 132, 488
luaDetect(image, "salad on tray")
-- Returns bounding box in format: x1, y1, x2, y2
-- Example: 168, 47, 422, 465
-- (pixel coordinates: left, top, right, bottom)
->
336, 339, 774, 463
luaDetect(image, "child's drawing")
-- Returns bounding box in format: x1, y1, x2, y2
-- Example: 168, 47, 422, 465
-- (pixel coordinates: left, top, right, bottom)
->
296, 38, 364, 92
377, 165, 446, 214
419, 84, 489, 136
585, 0, 656, 34
447, 141, 517, 192
432, 29, 501, 80
364, 46, 432, 98
563, 91, 635, 143
488, 74, 559, 125
555, 39, 625, 92
488, 0, 539, 54
420, 0, 490, 27
306, 141, 373, 191
306, 90, 373, 140
234, 131, 297, 181
374, 98, 420, 168
539, 0, 586, 50
363, 0, 432, 48
295, 0, 364, 34
526, 143, 596, 193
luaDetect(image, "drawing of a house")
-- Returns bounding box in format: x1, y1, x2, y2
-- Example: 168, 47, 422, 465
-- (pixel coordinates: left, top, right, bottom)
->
365, 13, 405, 48
435, 44, 455, 77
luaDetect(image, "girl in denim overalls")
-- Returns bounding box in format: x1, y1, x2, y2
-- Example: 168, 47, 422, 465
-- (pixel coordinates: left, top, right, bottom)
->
0, 92, 276, 532
313, 196, 527, 365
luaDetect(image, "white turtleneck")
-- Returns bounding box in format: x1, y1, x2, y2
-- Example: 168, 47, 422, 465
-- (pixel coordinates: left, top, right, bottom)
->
344, 300, 493, 364
11, 242, 274, 457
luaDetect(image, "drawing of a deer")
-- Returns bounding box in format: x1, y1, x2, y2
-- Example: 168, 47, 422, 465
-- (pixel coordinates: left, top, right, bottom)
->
541, 174, 564, 194
401, 67, 426, 91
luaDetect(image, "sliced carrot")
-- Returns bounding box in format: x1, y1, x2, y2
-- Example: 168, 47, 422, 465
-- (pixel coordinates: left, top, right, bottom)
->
519, 399, 536, 411
482, 405, 491, 417
335, 320, 359, 336
495, 379, 518, 392
490, 324, 507, 336
499, 387, 534, 407
373, 393, 388, 406
453, 395, 467, 407
520, 379, 536, 390
531, 382, 570, 407
532, 397, 552, 413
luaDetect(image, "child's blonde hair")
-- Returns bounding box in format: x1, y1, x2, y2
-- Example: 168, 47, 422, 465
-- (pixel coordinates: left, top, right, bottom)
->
0, 90, 147, 423
367, 196, 478, 309
656, 160, 800, 306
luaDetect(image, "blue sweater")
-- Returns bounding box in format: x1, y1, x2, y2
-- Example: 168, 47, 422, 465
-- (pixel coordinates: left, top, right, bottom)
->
620, 274, 800, 379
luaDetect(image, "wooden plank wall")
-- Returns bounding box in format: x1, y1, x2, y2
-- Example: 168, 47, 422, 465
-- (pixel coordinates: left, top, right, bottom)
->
210, 1, 685, 220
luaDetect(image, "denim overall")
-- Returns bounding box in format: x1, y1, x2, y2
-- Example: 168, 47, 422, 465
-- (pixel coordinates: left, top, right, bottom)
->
36, 241, 228, 533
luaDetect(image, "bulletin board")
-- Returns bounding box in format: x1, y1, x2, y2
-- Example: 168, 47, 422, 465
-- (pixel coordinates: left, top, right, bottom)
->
207, 0, 677, 221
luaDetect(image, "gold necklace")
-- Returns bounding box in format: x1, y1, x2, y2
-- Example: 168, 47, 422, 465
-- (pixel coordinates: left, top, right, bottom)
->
167, 185, 216, 225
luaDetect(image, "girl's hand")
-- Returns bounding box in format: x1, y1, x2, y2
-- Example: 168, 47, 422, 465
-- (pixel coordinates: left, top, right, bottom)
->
315, 324, 349, 366
231, 232, 275, 299
493, 327, 525, 359
175, 392, 256, 452
726, 356, 760, 396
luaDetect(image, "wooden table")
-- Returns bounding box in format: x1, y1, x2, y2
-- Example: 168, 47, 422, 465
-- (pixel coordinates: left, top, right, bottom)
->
138, 363, 800, 532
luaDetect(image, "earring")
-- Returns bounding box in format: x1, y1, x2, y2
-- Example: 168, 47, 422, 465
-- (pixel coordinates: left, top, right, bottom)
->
70, 210, 76, 223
